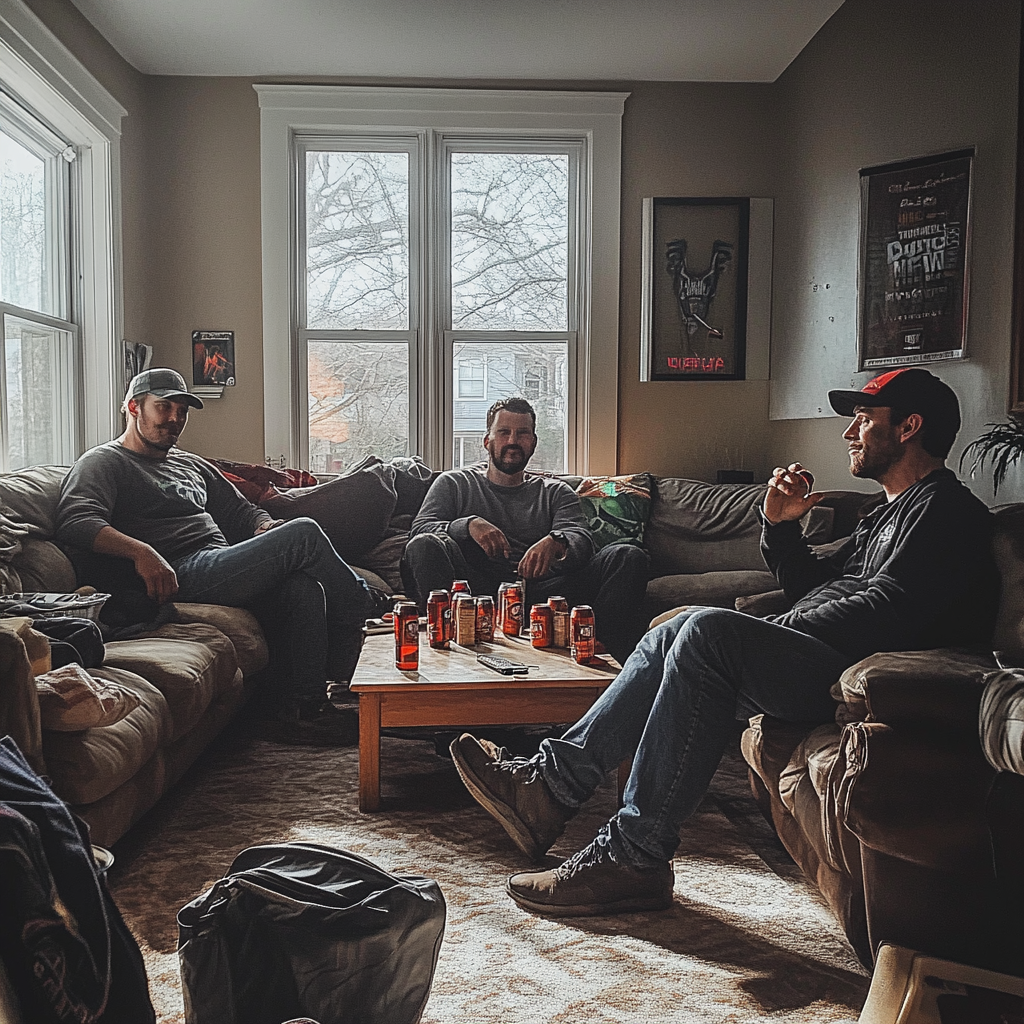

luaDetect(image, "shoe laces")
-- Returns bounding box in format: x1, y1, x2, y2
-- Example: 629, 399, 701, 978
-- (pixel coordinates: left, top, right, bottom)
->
553, 838, 609, 881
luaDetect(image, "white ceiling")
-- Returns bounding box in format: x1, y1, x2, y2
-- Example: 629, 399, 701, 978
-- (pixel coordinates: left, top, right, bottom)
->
69, 0, 845, 81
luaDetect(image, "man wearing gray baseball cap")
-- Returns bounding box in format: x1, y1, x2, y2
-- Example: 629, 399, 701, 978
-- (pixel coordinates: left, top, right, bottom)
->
55, 368, 374, 746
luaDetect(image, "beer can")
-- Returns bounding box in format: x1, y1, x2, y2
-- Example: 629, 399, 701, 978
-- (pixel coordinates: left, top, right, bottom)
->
548, 596, 570, 648
451, 579, 471, 596
570, 604, 596, 664
475, 595, 495, 643
530, 604, 553, 648
394, 601, 419, 670
426, 589, 450, 649
453, 593, 477, 646
500, 581, 524, 636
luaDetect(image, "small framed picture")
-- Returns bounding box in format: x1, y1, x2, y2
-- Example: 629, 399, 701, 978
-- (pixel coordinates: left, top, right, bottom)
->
640, 197, 750, 381
192, 330, 236, 386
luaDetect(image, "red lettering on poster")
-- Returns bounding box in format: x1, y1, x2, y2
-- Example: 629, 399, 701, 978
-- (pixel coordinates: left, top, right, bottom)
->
667, 357, 725, 373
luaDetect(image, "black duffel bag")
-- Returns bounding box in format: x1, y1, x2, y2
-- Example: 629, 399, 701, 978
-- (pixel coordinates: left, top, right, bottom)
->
177, 843, 446, 1024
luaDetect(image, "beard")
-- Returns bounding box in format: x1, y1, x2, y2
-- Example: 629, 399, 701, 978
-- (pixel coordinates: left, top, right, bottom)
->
849, 444, 897, 480
488, 443, 530, 475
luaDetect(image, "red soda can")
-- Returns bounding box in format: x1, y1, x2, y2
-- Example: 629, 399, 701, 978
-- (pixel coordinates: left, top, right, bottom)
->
570, 604, 596, 664
530, 604, 553, 648
394, 601, 419, 670
475, 596, 495, 643
451, 579, 471, 596
426, 589, 450, 649
500, 581, 524, 636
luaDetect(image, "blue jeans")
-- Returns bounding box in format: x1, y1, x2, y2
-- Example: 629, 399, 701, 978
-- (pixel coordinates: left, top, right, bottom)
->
171, 518, 373, 704
536, 607, 852, 866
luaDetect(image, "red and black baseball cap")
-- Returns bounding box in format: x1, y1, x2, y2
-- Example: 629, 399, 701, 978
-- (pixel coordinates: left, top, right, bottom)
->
828, 367, 959, 425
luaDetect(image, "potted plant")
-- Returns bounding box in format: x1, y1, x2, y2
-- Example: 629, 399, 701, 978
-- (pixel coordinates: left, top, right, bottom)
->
960, 418, 1024, 495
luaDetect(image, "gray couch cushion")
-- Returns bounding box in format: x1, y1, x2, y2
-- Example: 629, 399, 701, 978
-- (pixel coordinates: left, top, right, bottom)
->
11, 538, 77, 592
646, 569, 779, 614
0, 465, 67, 538
646, 479, 766, 575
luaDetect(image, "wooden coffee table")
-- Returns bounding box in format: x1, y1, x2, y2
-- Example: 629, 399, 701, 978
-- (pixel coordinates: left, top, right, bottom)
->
349, 633, 620, 812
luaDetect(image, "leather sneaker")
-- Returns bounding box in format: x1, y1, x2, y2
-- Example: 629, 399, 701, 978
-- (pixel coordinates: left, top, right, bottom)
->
449, 733, 572, 860
506, 837, 674, 916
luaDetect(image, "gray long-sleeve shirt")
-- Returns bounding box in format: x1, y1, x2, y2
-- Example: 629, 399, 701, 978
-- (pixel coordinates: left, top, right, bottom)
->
411, 464, 593, 572
56, 442, 271, 562
761, 468, 999, 663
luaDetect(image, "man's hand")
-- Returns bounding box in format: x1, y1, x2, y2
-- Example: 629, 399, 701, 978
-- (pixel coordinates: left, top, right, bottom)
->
517, 534, 567, 580
254, 519, 285, 535
468, 517, 512, 560
763, 463, 822, 525
133, 545, 179, 603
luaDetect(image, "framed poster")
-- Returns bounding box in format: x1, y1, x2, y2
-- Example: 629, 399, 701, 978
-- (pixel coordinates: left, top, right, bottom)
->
192, 330, 236, 386
640, 197, 749, 381
858, 148, 974, 370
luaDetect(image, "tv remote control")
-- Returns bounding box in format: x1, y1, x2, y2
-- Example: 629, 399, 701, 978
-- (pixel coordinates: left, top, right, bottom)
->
477, 654, 530, 675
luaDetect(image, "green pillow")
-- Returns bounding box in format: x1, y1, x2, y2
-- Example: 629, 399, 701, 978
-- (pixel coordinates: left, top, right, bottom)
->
576, 473, 653, 549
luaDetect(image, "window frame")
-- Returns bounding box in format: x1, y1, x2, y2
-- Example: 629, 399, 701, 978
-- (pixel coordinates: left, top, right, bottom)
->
0, 0, 126, 455
256, 85, 627, 474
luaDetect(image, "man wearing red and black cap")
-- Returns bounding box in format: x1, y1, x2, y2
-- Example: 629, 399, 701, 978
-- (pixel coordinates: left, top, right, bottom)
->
448, 367, 1000, 918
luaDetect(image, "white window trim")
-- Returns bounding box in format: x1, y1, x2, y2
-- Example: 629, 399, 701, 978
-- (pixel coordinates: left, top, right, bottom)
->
0, 0, 125, 450
255, 84, 627, 475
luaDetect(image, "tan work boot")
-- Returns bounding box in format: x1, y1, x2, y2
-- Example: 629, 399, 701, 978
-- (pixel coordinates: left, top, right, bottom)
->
507, 836, 674, 916
449, 732, 573, 860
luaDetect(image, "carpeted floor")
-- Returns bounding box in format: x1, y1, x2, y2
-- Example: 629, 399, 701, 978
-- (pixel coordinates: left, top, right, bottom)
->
108, 719, 870, 1023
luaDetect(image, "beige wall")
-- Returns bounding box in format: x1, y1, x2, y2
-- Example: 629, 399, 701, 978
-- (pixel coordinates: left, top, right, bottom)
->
617, 83, 776, 478
19, 0, 1024, 492
767, 0, 1022, 498
137, 75, 784, 467
142, 77, 264, 461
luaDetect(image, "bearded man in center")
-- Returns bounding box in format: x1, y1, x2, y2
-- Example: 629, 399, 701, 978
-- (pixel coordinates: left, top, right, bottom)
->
401, 397, 650, 663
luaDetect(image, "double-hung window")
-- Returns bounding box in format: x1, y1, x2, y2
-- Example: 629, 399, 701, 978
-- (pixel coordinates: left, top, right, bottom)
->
0, 92, 77, 469
0, 0, 125, 470
258, 87, 626, 475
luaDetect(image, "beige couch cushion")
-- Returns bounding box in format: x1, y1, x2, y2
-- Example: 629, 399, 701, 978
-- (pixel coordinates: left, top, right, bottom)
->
103, 623, 238, 742
42, 666, 167, 805
169, 603, 269, 675
36, 663, 141, 731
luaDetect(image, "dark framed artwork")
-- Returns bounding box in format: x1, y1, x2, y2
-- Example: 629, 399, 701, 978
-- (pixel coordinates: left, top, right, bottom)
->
640, 197, 749, 381
858, 148, 974, 370
192, 330, 236, 386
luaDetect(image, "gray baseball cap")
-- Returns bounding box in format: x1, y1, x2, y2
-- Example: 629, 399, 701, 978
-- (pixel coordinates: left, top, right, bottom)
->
125, 368, 204, 409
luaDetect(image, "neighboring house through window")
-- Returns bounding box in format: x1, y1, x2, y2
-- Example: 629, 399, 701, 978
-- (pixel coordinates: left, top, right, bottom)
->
0, 0, 125, 471
257, 86, 626, 475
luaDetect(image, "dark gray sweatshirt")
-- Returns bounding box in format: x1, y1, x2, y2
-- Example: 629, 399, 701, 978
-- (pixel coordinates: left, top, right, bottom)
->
56, 442, 271, 563
761, 468, 999, 662
411, 464, 593, 572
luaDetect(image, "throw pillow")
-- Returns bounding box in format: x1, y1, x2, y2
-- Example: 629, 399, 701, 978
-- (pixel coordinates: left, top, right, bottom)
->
36, 663, 141, 731
211, 459, 318, 504
575, 473, 653, 549
260, 461, 399, 562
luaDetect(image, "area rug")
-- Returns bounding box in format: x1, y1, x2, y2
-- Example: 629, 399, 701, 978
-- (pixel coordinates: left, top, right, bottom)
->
108, 720, 870, 1023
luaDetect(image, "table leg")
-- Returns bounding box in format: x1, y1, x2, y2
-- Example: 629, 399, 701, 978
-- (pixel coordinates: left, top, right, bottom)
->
359, 694, 382, 812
